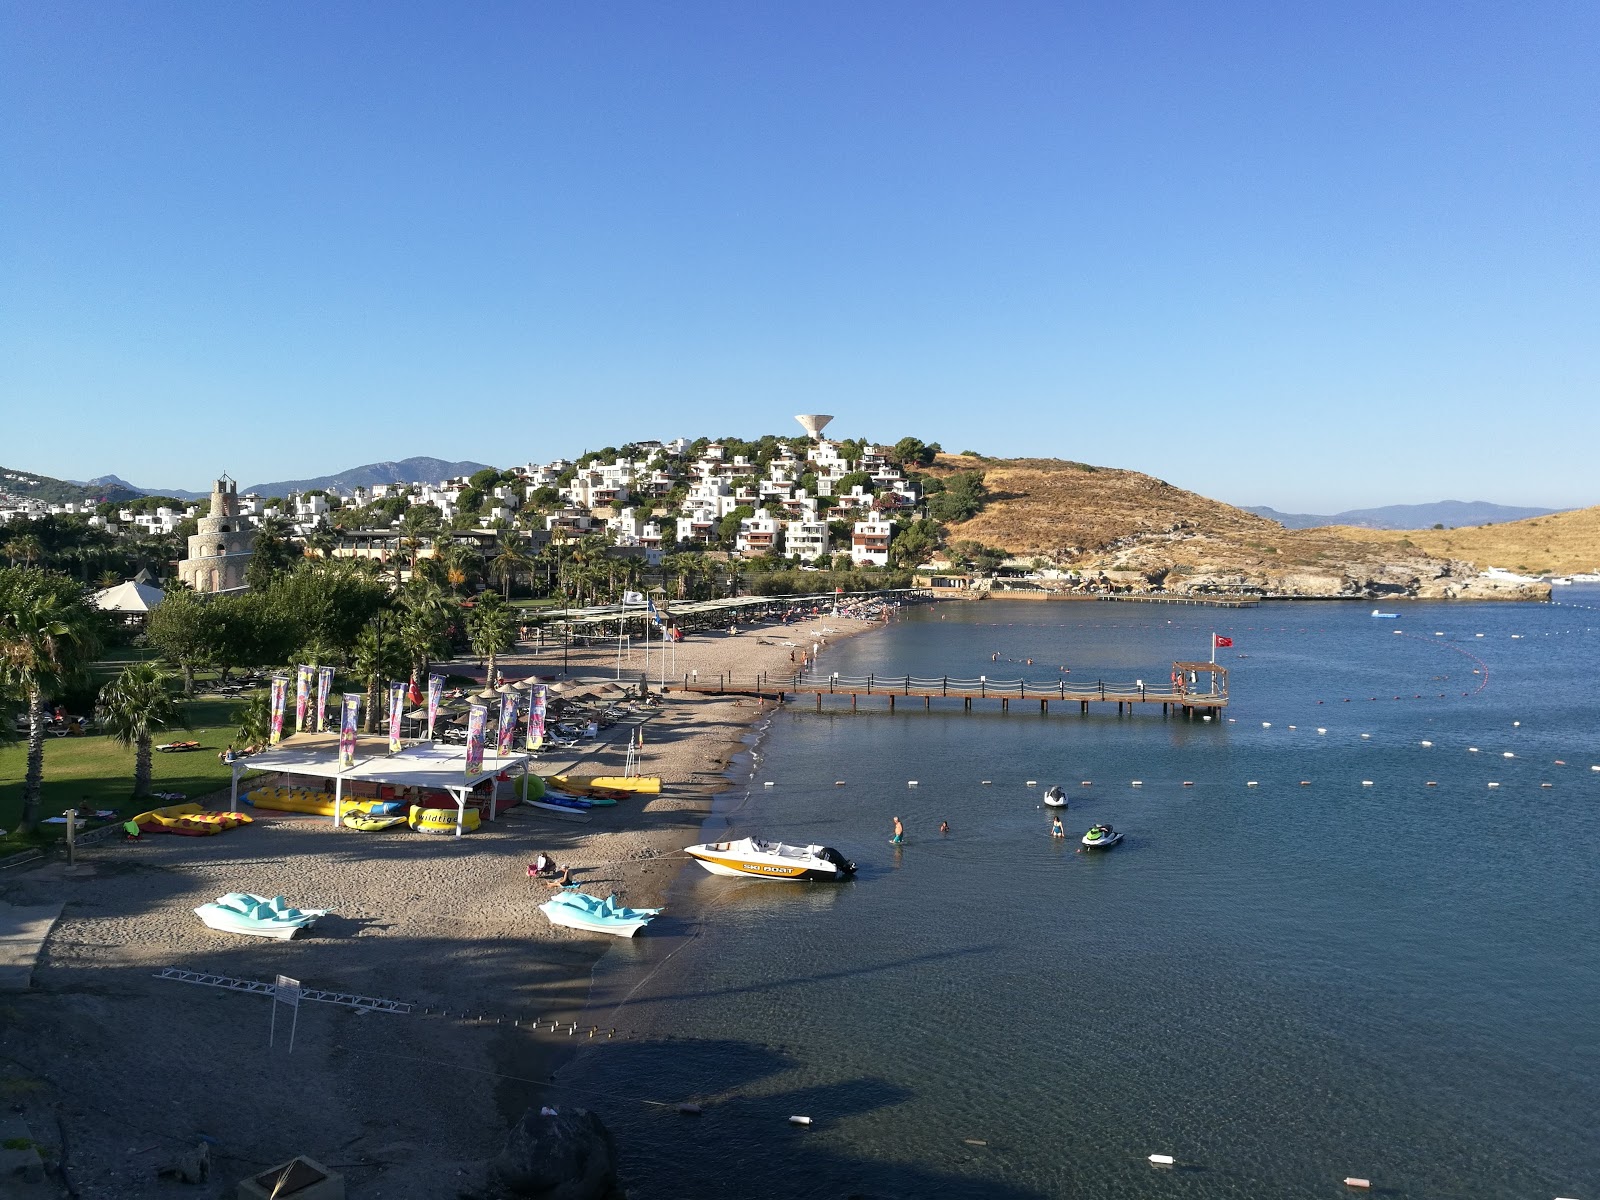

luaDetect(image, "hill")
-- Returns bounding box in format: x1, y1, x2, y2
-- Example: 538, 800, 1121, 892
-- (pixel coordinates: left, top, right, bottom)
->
1243, 500, 1564, 530
78, 474, 208, 501
245, 456, 492, 497
1322, 507, 1600, 576
931, 456, 1548, 600
0, 466, 142, 505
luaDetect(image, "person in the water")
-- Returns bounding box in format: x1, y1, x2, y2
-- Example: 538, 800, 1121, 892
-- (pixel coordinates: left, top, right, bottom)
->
892, 816, 904, 845
939, 820, 950, 835
1051, 814, 1065, 838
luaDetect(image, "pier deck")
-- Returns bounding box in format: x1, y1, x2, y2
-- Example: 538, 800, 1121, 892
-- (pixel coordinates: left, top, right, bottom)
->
674, 662, 1228, 718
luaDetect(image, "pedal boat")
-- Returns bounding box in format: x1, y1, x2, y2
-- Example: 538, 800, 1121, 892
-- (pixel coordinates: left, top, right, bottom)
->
538, 890, 660, 938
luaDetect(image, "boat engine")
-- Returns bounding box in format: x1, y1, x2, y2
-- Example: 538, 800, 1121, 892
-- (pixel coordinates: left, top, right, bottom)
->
818, 846, 856, 875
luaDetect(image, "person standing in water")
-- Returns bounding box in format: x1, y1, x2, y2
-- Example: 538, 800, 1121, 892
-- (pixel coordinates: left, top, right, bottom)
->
892, 816, 904, 845
938, 820, 950, 836
1051, 814, 1065, 838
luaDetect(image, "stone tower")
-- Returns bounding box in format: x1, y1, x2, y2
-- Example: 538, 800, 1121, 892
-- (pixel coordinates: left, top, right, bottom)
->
178, 475, 255, 593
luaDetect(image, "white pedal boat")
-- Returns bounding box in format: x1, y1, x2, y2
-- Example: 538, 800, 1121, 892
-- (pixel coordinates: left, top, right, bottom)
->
685, 837, 855, 881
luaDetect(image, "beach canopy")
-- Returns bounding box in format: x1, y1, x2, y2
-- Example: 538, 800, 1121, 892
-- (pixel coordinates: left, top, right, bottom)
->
93, 579, 166, 613
230, 736, 533, 838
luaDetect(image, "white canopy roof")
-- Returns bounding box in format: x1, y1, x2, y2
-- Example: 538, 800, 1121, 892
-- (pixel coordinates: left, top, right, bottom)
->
242, 736, 529, 789
93, 579, 166, 613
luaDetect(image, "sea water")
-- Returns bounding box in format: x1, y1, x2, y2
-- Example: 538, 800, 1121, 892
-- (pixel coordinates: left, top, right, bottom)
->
564, 594, 1600, 1199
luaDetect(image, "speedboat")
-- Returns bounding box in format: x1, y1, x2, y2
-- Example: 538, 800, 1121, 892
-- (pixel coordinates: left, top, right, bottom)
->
684, 837, 855, 881
1043, 785, 1068, 808
1080, 824, 1123, 850
539, 890, 660, 938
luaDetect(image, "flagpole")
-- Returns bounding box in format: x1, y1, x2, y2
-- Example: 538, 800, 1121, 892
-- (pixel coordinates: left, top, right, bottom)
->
1211, 630, 1216, 665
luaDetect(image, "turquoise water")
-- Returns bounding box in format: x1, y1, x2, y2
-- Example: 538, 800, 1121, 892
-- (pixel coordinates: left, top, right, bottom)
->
564, 595, 1600, 1198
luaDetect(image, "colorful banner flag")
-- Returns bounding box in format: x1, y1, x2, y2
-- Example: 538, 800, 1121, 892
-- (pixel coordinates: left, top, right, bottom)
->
497, 691, 519, 756
294, 664, 314, 732
339, 693, 361, 768
426, 673, 444, 741
465, 704, 487, 778
388, 683, 406, 752
269, 676, 288, 745
526, 684, 547, 749
316, 666, 335, 731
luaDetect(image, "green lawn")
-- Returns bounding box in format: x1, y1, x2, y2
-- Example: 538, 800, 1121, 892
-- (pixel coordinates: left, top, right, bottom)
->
0, 696, 258, 843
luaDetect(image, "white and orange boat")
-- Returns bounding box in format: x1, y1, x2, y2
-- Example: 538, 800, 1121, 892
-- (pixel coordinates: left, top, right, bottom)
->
684, 837, 855, 882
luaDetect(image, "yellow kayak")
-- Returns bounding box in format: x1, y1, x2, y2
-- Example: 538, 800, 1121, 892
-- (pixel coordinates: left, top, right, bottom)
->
545, 774, 661, 795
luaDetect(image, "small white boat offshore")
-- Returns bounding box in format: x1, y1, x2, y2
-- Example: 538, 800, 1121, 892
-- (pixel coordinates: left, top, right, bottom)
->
1081, 824, 1123, 850
685, 837, 856, 881
539, 890, 660, 938
1371, 609, 1399, 618
1043, 785, 1068, 808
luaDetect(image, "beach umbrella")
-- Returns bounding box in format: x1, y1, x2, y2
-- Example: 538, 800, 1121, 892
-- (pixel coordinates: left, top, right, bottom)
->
474, 686, 499, 702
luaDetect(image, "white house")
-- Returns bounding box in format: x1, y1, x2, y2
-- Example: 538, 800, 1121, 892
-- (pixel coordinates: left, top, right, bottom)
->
851, 517, 894, 567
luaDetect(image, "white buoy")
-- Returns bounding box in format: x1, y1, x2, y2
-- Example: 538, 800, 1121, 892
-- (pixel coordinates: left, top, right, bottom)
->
1512, 720, 1521, 726
1468, 747, 1480, 753
1420, 740, 1432, 747
1246, 781, 1258, 787
834, 781, 846, 786
1262, 721, 1272, 728
1026, 780, 1037, 787
788, 1115, 812, 1126
908, 780, 919, 787
764, 781, 775, 787
1592, 765, 1599, 771
1426, 781, 1438, 786
1475, 633, 1484, 637
1361, 733, 1371, 739
1288, 725, 1296, 730
1202, 714, 1211, 721
1488, 782, 1500, 788
1362, 781, 1373, 786
1148, 1154, 1176, 1166
1541, 782, 1553, 788
981, 780, 992, 785
1080, 781, 1092, 786
1317, 728, 1327, 734
1183, 781, 1194, 787
1131, 780, 1143, 787
1344, 1179, 1371, 1190
1503, 752, 1515, 758
1435, 632, 1445, 636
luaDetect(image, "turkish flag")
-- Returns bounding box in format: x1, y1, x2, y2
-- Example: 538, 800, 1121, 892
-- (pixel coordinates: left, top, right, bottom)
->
1214, 636, 1233, 648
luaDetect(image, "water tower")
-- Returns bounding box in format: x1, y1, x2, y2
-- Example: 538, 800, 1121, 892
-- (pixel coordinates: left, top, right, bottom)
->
795, 414, 834, 441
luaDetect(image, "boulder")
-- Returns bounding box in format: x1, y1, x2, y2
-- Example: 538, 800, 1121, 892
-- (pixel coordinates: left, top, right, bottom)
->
491, 1107, 619, 1200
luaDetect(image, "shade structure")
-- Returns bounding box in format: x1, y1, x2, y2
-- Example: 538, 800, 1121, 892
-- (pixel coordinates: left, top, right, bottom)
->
92, 579, 166, 613
230, 739, 534, 838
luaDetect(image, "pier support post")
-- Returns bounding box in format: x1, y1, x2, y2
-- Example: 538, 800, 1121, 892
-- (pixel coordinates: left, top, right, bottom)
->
851, 693, 857, 711
889, 694, 895, 712
964, 697, 971, 711
924, 696, 930, 711
1080, 700, 1088, 715
1001, 698, 1008, 712
816, 693, 822, 711
1041, 699, 1048, 714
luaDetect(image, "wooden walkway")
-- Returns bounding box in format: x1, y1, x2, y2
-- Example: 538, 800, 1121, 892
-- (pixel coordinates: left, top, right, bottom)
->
674, 664, 1228, 719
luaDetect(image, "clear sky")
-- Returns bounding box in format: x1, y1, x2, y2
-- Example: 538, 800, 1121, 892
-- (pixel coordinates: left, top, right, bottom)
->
3, 2, 1596, 511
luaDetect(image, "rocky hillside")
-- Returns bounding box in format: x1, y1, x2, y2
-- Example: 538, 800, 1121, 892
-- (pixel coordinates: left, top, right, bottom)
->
932, 456, 1548, 600
1322, 506, 1600, 576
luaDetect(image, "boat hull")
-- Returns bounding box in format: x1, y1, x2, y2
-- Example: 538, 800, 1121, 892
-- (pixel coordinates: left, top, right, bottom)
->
686, 849, 846, 882
195, 910, 315, 940
538, 905, 650, 937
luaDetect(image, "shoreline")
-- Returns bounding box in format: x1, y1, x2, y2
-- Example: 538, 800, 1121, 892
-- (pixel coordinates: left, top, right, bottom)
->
0, 609, 889, 1198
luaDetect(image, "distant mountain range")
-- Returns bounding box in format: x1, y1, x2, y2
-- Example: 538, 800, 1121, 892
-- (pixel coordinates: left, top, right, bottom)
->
0, 466, 145, 505
78, 475, 208, 500
1243, 501, 1566, 530
244, 457, 492, 498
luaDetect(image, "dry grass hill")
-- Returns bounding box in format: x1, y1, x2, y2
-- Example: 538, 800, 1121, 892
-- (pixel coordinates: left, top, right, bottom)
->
1321, 507, 1600, 576
926, 455, 1561, 599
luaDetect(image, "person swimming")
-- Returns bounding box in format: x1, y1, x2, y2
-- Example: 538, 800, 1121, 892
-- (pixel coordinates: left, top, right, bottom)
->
939, 820, 950, 835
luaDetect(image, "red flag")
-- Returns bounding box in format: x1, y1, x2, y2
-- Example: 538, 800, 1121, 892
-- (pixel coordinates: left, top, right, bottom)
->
1214, 636, 1233, 648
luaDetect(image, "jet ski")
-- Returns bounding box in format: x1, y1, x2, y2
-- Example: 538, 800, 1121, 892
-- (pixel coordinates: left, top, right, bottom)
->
1043, 785, 1068, 808
1081, 824, 1123, 850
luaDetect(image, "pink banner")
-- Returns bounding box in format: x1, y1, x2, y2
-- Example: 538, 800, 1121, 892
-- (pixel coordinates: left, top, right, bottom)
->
269, 677, 287, 745
426, 674, 444, 741
465, 704, 487, 778
497, 691, 519, 757
526, 685, 547, 749
316, 666, 335, 732
339, 693, 361, 768
388, 683, 405, 753
294, 665, 313, 732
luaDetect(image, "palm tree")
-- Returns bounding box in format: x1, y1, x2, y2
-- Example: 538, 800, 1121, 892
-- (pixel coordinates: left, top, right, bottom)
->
0, 569, 103, 834
398, 505, 442, 573
352, 612, 408, 733
467, 592, 517, 684
397, 579, 455, 686
491, 540, 533, 599
232, 689, 273, 750
96, 662, 186, 799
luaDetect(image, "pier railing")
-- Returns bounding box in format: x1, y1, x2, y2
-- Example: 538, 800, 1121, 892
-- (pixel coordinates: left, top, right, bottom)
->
676, 671, 1225, 706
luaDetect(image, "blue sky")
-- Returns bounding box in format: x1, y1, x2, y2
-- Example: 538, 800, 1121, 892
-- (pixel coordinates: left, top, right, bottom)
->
3, 2, 1596, 511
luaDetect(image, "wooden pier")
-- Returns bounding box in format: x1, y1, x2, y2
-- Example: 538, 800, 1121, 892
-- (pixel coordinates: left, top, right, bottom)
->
674, 661, 1228, 719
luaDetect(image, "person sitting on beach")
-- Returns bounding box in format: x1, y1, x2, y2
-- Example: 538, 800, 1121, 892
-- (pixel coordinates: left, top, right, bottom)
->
545, 867, 574, 888
529, 854, 556, 878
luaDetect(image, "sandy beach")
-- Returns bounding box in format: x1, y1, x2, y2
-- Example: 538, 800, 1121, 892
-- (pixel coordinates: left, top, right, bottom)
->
0, 611, 881, 1198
